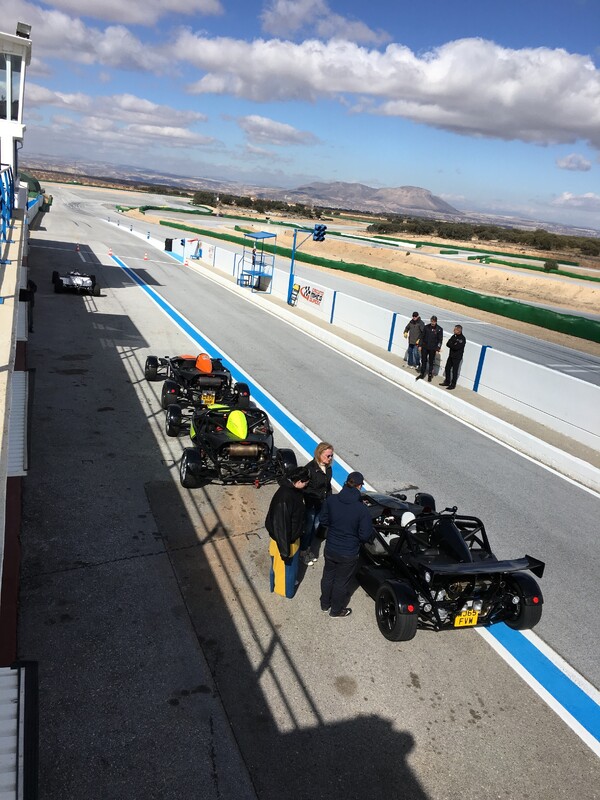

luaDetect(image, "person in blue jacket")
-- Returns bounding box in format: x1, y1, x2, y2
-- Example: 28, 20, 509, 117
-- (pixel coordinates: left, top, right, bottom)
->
319, 471, 373, 618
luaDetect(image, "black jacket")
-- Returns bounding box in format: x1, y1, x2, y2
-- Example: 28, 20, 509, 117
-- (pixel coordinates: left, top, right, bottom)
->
303, 459, 332, 510
320, 486, 373, 558
265, 478, 306, 559
421, 323, 443, 351
446, 333, 466, 361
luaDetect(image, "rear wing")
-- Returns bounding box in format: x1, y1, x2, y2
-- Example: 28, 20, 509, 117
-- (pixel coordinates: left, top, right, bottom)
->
413, 555, 545, 580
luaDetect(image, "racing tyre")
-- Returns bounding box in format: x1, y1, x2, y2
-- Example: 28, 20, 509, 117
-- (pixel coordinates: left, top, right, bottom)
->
233, 382, 251, 409
504, 577, 543, 631
92, 282, 101, 297
180, 448, 202, 489
53, 279, 63, 293
144, 356, 159, 381
161, 379, 178, 409
375, 582, 418, 642
165, 404, 182, 437
276, 448, 297, 475
51, 271, 59, 285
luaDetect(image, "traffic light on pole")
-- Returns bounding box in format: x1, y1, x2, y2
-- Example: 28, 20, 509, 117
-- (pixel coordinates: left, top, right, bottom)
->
313, 224, 327, 241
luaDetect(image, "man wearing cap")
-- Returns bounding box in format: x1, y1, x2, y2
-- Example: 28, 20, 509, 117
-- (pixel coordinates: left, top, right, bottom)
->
416, 316, 443, 383
403, 311, 425, 370
319, 472, 373, 618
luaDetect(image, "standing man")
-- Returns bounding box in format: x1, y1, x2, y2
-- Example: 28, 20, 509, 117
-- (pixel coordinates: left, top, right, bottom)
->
440, 324, 466, 390
403, 311, 425, 370
319, 472, 373, 618
416, 316, 443, 382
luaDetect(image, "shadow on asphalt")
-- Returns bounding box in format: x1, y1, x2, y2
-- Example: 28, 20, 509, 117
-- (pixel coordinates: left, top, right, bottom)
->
19, 234, 429, 800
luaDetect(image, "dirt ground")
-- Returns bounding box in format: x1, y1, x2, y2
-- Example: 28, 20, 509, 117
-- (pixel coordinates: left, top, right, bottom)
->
125, 208, 600, 357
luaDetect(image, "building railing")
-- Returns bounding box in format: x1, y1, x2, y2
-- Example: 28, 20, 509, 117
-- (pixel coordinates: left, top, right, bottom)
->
1, 163, 15, 243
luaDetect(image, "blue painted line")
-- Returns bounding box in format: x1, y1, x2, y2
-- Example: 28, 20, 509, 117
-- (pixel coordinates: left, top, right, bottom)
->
473, 344, 491, 392
113, 254, 600, 739
489, 624, 600, 741
329, 290, 337, 326
112, 255, 347, 487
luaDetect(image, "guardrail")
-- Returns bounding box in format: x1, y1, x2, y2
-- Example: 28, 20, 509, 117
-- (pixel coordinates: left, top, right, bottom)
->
0, 164, 15, 245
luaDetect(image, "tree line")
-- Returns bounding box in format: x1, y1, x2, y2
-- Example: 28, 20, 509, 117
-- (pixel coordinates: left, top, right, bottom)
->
366, 218, 600, 257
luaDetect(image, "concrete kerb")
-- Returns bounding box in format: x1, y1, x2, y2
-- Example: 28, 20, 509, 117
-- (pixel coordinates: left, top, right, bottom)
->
107, 220, 600, 494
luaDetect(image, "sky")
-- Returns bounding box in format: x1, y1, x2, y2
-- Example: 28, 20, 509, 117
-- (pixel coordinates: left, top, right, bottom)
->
2, 0, 600, 229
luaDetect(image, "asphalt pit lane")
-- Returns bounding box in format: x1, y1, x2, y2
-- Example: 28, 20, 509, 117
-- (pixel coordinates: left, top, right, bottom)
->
55, 368, 88, 375
334, 676, 357, 697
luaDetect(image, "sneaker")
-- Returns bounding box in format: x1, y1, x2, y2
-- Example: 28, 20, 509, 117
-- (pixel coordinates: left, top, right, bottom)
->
330, 608, 352, 618
320, 605, 330, 613
302, 552, 316, 566
440, 382, 449, 387
415, 374, 423, 381
446, 385, 455, 390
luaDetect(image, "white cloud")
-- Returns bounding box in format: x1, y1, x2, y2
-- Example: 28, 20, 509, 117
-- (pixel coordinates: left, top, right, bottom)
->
238, 114, 318, 145
27, 84, 206, 126
552, 192, 600, 211
556, 153, 592, 171
3, 0, 171, 72
261, 0, 390, 45
31, 0, 223, 25
24, 84, 214, 154
176, 34, 600, 151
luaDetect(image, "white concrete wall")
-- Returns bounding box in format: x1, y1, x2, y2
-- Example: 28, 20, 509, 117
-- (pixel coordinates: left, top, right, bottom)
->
477, 348, 600, 449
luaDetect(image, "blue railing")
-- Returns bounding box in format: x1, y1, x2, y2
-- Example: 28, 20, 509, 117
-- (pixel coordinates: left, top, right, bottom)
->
1, 164, 15, 244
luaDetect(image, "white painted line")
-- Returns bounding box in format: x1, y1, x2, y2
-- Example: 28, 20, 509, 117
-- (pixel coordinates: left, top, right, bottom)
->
478, 628, 600, 756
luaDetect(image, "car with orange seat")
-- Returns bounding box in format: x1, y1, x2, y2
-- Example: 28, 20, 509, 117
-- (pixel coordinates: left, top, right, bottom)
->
144, 352, 250, 410
176, 404, 297, 488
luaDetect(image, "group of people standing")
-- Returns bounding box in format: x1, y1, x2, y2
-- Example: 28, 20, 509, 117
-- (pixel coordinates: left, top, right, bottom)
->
403, 311, 466, 389
264, 313, 467, 617
265, 443, 372, 618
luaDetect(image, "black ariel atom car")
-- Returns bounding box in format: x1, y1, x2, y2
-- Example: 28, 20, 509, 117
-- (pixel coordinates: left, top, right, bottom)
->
357, 491, 544, 642
144, 353, 251, 411
52, 270, 100, 296
177, 404, 297, 488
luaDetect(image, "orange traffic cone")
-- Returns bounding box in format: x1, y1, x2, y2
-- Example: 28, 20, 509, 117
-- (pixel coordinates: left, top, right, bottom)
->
108, 248, 112, 256
144, 252, 148, 261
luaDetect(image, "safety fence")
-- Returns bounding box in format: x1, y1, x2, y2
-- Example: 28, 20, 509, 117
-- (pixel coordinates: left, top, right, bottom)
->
486, 258, 600, 283
1, 164, 15, 244
160, 220, 600, 344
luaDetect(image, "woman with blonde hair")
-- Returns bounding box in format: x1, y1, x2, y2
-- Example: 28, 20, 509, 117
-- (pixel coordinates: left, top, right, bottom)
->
300, 441, 334, 566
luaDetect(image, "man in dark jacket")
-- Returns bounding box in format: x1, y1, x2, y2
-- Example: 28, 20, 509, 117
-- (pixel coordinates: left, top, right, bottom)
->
319, 472, 373, 618
440, 324, 466, 390
265, 466, 310, 598
416, 315, 443, 382
403, 311, 425, 369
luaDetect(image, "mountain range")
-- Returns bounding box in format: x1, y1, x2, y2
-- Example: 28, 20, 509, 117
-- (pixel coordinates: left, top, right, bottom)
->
21, 153, 599, 237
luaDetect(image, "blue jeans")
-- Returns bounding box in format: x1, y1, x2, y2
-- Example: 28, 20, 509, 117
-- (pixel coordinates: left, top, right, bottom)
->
407, 343, 420, 368
301, 506, 320, 551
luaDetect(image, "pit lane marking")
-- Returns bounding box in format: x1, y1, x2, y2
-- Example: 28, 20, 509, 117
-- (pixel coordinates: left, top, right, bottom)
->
110, 252, 600, 756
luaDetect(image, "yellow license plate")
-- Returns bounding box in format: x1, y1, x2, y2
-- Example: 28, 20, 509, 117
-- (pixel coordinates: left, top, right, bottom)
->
201, 391, 216, 405
454, 609, 479, 628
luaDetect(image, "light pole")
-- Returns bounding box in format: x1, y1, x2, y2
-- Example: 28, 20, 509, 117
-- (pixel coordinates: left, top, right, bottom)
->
287, 225, 327, 304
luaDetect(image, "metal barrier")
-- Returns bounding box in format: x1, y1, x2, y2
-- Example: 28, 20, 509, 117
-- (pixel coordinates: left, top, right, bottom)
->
1, 163, 15, 245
